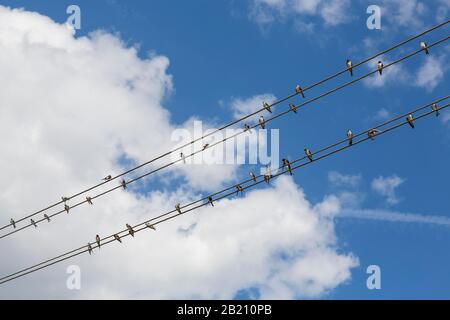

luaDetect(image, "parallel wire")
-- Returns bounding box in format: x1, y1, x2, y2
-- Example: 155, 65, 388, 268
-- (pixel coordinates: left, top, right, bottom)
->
1, 101, 448, 285
1, 20, 448, 232
1, 36, 449, 240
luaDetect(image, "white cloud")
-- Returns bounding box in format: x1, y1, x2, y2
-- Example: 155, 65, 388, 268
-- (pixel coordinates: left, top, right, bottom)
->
229, 93, 277, 123
414, 55, 447, 91
340, 208, 450, 226
328, 171, 362, 188
249, 0, 352, 30
371, 175, 405, 205
0, 6, 357, 298
373, 108, 391, 121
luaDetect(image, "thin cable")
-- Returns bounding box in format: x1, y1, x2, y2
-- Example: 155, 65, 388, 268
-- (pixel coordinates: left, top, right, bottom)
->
2, 37, 448, 240
1, 20, 447, 232
1, 101, 447, 285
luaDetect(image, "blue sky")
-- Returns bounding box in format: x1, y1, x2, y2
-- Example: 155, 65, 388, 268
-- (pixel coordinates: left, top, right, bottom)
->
0, 0, 449, 299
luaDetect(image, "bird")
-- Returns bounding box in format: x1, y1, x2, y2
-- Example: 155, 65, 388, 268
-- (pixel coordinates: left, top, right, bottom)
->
346, 59, 353, 76
64, 204, 70, 214
295, 85, 305, 98
102, 175, 112, 181
347, 129, 353, 146
10, 218, 15, 229
259, 116, 266, 129
244, 124, 252, 133
126, 224, 135, 237
236, 185, 244, 195
86, 196, 93, 205
146, 223, 156, 230
289, 103, 298, 113
264, 166, 272, 183
249, 172, 257, 182
202, 143, 209, 151
208, 196, 214, 207
420, 41, 429, 54
305, 148, 313, 162
120, 179, 127, 190
30, 219, 37, 228
431, 103, 440, 117
377, 61, 384, 75
44, 214, 50, 222
114, 234, 122, 243
61, 196, 69, 202
96, 235, 101, 248
175, 203, 182, 214
88, 243, 93, 255
368, 128, 381, 140
406, 113, 415, 128
180, 152, 186, 164
282, 158, 292, 175
262, 101, 272, 113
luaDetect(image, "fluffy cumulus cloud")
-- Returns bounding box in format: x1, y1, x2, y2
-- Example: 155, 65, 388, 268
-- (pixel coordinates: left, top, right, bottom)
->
249, 0, 352, 31
371, 175, 405, 205
0, 6, 358, 298
328, 171, 362, 188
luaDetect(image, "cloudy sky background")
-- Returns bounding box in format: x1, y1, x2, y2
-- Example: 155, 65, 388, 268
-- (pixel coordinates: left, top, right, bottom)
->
0, 0, 449, 299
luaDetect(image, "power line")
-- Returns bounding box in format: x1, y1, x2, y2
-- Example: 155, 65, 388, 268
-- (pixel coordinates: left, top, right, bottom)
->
1, 20, 448, 233
1, 99, 447, 285
2, 36, 449, 240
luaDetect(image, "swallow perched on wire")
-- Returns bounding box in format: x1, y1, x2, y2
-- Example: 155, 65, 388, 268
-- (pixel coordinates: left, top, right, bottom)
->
244, 124, 252, 133
88, 243, 93, 255
368, 128, 381, 140
114, 234, 122, 243
175, 203, 182, 214
249, 172, 257, 182
236, 185, 244, 195
377, 61, 384, 75
295, 85, 305, 98
289, 103, 298, 113
61, 196, 69, 203
96, 235, 101, 248
180, 152, 186, 164
86, 196, 93, 205
347, 129, 353, 146
120, 179, 127, 190
282, 158, 293, 175
102, 175, 112, 181
431, 103, 440, 117
305, 148, 313, 162
10, 218, 16, 229
208, 196, 214, 207
264, 166, 272, 183
64, 204, 70, 214
44, 214, 50, 222
262, 101, 272, 113
126, 223, 135, 237
146, 222, 156, 230
30, 219, 37, 228
346, 59, 353, 76
406, 113, 415, 128
420, 41, 429, 55
259, 116, 266, 129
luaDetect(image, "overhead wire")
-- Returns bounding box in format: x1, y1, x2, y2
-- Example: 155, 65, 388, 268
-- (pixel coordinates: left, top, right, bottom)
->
1, 35, 449, 240
1, 20, 448, 232
1, 99, 448, 285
